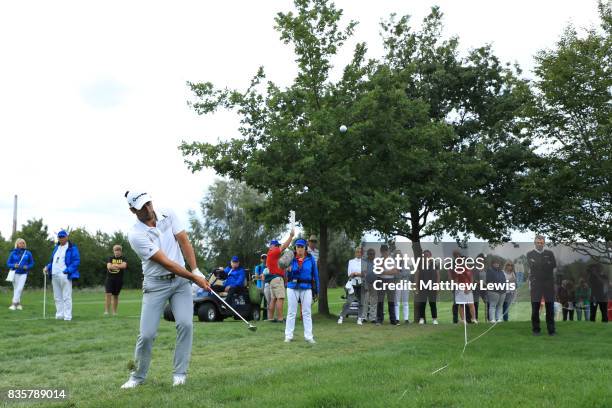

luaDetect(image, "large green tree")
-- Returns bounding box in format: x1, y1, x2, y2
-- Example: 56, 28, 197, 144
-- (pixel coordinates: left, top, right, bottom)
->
181, 0, 373, 314
350, 8, 535, 256
526, 1, 612, 263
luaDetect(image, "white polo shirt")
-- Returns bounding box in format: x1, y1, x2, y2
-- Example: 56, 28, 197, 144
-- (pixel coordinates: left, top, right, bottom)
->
53, 243, 69, 276
128, 208, 185, 277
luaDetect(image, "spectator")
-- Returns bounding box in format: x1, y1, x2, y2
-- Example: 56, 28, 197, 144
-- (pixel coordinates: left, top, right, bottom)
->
415, 249, 439, 325
575, 278, 591, 321
394, 249, 410, 324
6, 238, 34, 311
588, 264, 609, 323
364, 248, 378, 323
212, 256, 246, 301
486, 259, 506, 323
43, 230, 80, 321
557, 279, 575, 321
502, 260, 517, 322
450, 250, 469, 323
472, 253, 488, 322
451, 254, 477, 324
253, 254, 267, 320
266, 229, 295, 323
285, 239, 319, 343
105, 244, 127, 316
253, 254, 267, 290
307, 235, 319, 264
339, 247, 366, 325
376, 245, 398, 326
527, 235, 557, 336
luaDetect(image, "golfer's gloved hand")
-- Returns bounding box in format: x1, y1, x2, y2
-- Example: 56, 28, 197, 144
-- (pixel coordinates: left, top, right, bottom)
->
192, 268, 205, 278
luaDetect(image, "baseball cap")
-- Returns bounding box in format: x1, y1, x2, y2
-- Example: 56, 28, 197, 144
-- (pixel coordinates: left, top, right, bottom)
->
269, 239, 280, 246
295, 239, 307, 247
125, 190, 152, 210
231, 255, 240, 262
308, 235, 317, 242
57, 230, 68, 238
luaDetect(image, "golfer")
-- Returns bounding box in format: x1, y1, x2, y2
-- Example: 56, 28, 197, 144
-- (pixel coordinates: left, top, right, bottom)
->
121, 190, 210, 389
285, 238, 319, 344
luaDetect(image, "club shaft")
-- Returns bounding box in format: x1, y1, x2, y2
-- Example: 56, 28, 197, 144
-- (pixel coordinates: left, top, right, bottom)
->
43, 270, 47, 319
209, 289, 252, 327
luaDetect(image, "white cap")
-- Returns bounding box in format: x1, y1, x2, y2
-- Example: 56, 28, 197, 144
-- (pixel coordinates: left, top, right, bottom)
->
125, 190, 152, 210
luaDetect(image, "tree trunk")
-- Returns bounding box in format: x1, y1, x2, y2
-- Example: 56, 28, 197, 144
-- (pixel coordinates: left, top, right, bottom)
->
318, 222, 330, 315
410, 207, 423, 258
410, 207, 423, 322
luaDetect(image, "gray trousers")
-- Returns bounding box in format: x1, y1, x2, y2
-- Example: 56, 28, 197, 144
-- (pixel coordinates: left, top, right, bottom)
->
131, 276, 193, 381
365, 282, 378, 321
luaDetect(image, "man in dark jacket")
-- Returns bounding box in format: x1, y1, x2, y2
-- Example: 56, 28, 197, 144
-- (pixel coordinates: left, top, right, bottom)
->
588, 264, 609, 323
527, 235, 557, 336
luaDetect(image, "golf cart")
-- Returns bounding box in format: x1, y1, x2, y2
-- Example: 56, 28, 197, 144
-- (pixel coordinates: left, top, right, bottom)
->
163, 267, 261, 323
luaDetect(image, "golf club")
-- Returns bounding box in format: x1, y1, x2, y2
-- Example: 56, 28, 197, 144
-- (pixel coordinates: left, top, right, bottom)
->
208, 289, 257, 332
43, 268, 47, 319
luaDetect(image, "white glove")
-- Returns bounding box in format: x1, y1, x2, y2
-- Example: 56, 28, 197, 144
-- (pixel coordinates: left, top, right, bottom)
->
192, 268, 205, 278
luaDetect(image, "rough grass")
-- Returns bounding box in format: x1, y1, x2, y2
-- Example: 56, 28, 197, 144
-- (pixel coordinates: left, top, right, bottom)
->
0, 287, 610, 408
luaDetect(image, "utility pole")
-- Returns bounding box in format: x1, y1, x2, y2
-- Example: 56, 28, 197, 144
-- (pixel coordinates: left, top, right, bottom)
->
12, 194, 18, 238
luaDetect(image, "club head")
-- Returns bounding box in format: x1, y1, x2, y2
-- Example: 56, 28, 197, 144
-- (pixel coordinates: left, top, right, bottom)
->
248, 325, 257, 332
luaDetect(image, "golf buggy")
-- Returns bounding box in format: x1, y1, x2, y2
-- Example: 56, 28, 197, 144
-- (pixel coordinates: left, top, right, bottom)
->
163, 267, 261, 323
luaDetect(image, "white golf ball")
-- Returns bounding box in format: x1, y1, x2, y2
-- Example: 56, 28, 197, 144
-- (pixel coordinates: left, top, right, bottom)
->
339, 125, 347, 133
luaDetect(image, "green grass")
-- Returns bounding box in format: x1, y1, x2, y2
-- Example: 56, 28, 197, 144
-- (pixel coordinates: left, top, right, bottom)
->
0, 287, 610, 408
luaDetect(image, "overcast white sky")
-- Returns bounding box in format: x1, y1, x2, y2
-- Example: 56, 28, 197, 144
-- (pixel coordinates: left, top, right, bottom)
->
0, 0, 602, 241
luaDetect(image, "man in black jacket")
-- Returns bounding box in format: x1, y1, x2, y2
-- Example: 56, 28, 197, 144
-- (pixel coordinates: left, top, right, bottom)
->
527, 236, 557, 336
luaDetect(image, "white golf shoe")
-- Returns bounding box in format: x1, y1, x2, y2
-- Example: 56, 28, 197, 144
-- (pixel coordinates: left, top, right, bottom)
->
121, 378, 143, 389
418, 318, 425, 325
172, 375, 186, 387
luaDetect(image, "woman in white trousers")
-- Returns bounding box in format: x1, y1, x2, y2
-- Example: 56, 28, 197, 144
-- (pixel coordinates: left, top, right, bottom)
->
6, 238, 34, 310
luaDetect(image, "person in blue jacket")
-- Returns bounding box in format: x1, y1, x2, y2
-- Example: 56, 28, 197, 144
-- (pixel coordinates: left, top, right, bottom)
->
285, 238, 319, 344
212, 256, 245, 300
43, 230, 80, 321
6, 238, 35, 310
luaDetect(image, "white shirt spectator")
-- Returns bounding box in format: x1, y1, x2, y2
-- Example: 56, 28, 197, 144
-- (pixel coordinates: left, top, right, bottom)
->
347, 257, 363, 285
128, 208, 185, 277
308, 247, 319, 264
